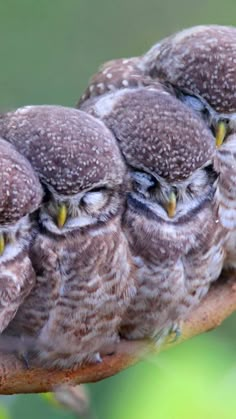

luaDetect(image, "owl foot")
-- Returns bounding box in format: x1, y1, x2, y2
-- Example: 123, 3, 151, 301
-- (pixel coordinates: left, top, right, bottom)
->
166, 322, 182, 344
0, 334, 34, 368
152, 322, 182, 346
152, 328, 170, 346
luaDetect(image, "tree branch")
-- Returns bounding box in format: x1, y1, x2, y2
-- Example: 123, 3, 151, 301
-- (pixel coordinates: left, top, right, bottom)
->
0, 272, 235, 395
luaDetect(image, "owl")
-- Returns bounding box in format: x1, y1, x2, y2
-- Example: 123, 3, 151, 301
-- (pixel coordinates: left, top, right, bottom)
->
78, 56, 160, 107
80, 85, 224, 341
141, 24, 236, 265
1, 105, 135, 368
0, 138, 42, 333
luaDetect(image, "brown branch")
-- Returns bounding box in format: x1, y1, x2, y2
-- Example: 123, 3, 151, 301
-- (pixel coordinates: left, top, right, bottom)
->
0, 272, 235, 395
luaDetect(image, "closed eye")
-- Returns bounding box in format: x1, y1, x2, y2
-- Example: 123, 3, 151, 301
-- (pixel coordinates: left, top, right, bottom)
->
132, 171, 157, 193
81, 190, 107, 209
186, 184, 196, 198
184, 165, 217, 199
87, 186, 108, 193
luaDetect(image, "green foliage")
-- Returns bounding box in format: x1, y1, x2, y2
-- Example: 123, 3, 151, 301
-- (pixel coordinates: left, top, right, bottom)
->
0, 406, 10, 419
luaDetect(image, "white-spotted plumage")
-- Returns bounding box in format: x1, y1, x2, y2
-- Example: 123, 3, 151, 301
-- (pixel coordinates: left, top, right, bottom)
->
0, 138, 43, 333
78, 56, 152, 106
80, 85, 225, 341
2, 105, 135, 368
140, 24, 236, 270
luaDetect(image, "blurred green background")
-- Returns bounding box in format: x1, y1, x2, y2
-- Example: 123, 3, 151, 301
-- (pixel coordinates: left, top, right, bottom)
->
0, 0, 236, 418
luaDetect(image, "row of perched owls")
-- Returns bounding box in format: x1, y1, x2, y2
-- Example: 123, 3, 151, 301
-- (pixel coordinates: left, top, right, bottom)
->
0, 24, 235, 369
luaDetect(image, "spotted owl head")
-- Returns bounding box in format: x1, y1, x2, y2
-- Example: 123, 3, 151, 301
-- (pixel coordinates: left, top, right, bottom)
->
0, 106, 126, 235
141, 25, 236, 229
142, 25, 236, 113
78, 56, 161, 107
81, 86, 217, 226
141, 25, 236, 148
0, 138, 43, 258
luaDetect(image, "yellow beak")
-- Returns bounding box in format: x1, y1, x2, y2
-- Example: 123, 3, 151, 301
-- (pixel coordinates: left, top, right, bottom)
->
166, 191, 176, 218
57, 204, 67, 228
216, 121, 227, 148
0, 234, 5, 256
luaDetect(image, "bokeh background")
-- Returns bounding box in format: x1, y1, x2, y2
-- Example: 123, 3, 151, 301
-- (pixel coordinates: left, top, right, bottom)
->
0, 1, 236, 418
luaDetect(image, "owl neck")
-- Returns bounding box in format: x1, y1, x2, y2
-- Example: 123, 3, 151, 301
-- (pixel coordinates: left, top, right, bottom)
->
38, 207, 120, 237
125, 193, 217, 249
39, 209, 96, 236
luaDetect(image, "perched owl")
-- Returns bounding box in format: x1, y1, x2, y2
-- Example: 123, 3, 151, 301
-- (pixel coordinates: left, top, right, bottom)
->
80, 86, 224, 341
141, 24, 236, 263
1, 105, 135, 368
78, 56, 159, 107
0, 138, 42, 333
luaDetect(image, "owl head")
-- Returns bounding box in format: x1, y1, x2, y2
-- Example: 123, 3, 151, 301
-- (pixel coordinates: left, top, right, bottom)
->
142, 25, 236, 113
0, 106, 126, 235
140, 25, 236, 233
81, 86, 217, 231
141, 25, 236, 147
78, 56, 161, 107
0, 138, 43, 260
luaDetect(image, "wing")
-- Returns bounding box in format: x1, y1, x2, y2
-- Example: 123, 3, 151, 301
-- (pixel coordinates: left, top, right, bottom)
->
214, 134, 236, 230
0, 259, 35, 333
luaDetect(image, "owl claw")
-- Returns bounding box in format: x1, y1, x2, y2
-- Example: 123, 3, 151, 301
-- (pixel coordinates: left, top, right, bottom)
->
152, 328, 169, 346
152, 322, 182, 346
168, 323, 182, 343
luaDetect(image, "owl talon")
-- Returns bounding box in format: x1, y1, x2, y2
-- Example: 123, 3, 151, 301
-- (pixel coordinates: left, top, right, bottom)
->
152, 328, 169, 346
168, 323, 182, 343
152, 322, 182, 346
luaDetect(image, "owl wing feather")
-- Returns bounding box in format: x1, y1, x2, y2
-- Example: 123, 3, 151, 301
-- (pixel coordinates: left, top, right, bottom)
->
214, 135, 236, 230
0, 262, 35, 333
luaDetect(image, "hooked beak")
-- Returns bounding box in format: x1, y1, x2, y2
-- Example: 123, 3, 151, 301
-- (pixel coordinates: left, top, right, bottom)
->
57, 204, 67, 228
215, 121, 227, 148
166, 191, 176, 218
0, 233, 5, 256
